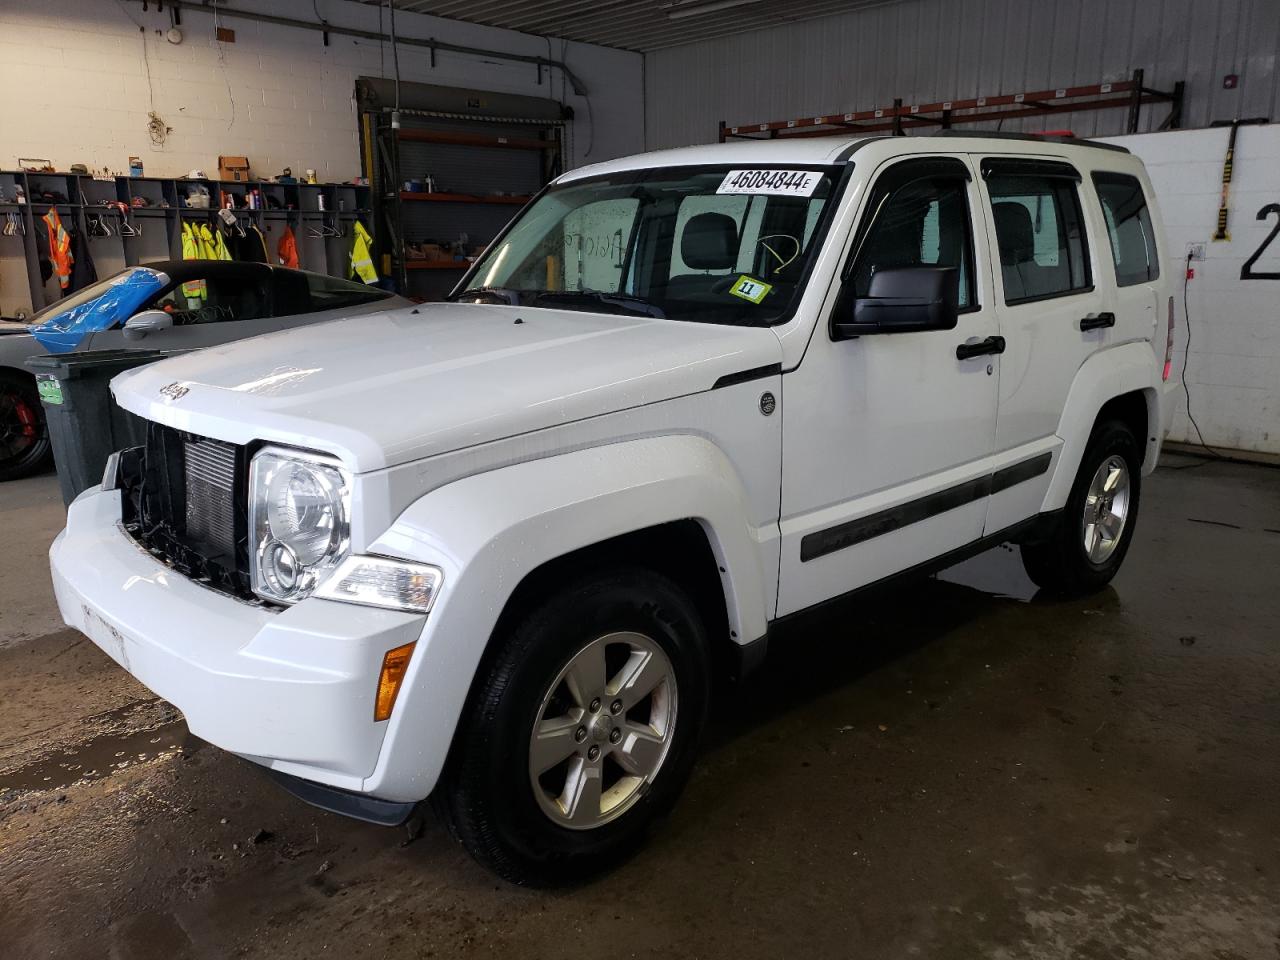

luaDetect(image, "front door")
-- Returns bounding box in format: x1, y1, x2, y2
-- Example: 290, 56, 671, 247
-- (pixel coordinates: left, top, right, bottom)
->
86, 266, 277, 352
777, 155, 1001, 617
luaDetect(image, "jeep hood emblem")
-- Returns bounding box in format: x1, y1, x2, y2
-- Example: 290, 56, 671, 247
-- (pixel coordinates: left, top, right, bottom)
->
159, 382, 190, 402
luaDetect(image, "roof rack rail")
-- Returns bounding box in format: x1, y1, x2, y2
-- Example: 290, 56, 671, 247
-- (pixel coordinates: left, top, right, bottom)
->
934, 130, 1130, 153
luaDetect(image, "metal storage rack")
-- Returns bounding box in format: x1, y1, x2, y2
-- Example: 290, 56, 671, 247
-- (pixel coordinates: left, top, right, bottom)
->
0, 170, 370, 320
719, 69, 1184, 141
357, 78, 567, 302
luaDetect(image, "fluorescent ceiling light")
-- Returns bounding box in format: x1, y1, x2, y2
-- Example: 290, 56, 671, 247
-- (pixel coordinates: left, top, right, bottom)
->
662, 0, 761, 20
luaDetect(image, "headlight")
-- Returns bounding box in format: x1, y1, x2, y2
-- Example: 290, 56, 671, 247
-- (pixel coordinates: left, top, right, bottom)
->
249, 447, 351, 605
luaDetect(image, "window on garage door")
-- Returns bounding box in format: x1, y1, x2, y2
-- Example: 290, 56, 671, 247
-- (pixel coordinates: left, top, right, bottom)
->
984, 160, 1091, 305
1092, 172, 1160, 286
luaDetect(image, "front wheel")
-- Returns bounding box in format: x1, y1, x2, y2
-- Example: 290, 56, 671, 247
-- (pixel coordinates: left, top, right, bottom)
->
434, 568, 710, 886
0, 371, 52, 482
1021, 419, 1142, 596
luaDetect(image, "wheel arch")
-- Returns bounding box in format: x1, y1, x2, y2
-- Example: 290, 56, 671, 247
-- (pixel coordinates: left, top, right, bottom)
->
359, 434, 775, 801
1042, 343, 1162, 513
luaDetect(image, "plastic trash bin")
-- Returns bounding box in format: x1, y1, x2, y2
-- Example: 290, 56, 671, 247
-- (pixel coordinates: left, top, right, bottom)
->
25, 349, 190, 506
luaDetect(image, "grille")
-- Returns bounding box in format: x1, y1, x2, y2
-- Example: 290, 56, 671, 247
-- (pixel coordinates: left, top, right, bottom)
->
183, 439, 237, 559
119, 422, 252, 600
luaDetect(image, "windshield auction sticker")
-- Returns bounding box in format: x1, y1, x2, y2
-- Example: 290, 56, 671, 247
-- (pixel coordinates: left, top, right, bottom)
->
717, 169, 821, 197
729, 275, 773, 303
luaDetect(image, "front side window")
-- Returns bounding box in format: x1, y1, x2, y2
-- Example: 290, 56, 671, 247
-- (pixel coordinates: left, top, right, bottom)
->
458, 165, 845, 326
151, 273, 271, 325
986, 168, 1091, 304
1093, 172, 1160, 286
849, 162, 976, 309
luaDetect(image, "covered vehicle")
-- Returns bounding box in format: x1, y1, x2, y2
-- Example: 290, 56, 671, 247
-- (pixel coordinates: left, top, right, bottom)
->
0, 261, 407, 481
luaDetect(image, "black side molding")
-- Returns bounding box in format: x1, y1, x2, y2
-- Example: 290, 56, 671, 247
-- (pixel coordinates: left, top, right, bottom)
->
712, 363, 782, 390
800, 451, 1053, 563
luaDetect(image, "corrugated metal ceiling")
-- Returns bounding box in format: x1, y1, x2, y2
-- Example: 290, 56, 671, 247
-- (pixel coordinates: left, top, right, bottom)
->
372, 0, 902, 52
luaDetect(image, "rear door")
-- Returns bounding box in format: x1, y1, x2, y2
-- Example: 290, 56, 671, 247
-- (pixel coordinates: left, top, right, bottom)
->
977, 156, 1108, 533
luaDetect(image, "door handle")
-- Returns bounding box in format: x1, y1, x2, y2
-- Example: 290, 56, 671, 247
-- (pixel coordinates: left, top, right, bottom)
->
1080, 311, 1116, 331
956, 335, 1006, 360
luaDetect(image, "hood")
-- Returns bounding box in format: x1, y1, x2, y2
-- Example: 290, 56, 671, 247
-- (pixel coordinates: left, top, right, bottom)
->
112, 303, 782, 472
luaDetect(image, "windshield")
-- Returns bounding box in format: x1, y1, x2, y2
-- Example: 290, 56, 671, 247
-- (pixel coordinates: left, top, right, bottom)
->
457, 164, 845, 325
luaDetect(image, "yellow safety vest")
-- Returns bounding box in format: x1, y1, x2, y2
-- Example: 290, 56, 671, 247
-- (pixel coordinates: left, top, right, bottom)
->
180, 222, 207, 300
350, 222, 378, 284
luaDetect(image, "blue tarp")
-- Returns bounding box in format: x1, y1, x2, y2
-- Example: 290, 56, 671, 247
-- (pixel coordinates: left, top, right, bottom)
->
29, 268, 167, 354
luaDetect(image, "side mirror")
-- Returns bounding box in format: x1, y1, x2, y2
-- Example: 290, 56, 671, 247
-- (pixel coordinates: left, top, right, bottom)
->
833, 266, 960, 340
122, 309, 174, 341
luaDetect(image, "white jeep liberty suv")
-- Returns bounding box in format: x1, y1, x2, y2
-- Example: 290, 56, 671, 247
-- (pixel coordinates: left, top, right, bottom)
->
50, 133, 1178, 884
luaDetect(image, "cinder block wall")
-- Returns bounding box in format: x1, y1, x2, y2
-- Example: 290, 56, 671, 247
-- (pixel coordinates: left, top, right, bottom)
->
1106, 125, 1280, 456
0, 0, 643, 181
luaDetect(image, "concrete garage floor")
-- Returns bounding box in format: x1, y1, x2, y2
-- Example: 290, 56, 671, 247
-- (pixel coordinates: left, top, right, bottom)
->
1, 454, 1277, 960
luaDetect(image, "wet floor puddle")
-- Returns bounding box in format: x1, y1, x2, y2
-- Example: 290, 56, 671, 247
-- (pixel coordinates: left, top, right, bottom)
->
0, 715, 194, 794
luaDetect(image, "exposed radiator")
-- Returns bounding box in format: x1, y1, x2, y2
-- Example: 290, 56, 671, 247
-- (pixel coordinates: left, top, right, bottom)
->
183, 438, 238, 561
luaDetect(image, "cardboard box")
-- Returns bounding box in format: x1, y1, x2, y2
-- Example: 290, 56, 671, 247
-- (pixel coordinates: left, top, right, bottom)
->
217, 155, 251, 182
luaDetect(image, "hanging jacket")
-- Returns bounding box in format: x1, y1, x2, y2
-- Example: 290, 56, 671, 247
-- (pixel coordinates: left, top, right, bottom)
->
350, 222, 377, 284
199, 223, 230, 261
277, 225, 299, 269
42, 208, 74, 291
180, 222, 207, 300
231, 225, 270, 264
69, 227, 97, 292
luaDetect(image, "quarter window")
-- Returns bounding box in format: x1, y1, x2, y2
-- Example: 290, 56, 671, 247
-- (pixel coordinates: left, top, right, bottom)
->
1092, 172, 1160, 285
987, 173, 1090, 304
851, 168, 976, 309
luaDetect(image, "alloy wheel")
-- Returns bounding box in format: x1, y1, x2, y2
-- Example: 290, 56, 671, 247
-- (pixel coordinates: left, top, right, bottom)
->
528, 631, 677, 830
1082, 454, 1130, 563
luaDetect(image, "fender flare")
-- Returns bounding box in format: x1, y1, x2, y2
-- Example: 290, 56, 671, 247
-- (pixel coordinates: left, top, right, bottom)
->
1042, 342, 1161, 512
360, 434, 774, 800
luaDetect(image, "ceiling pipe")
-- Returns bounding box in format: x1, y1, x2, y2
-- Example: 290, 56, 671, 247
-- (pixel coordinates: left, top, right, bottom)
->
123, 0, 589, 94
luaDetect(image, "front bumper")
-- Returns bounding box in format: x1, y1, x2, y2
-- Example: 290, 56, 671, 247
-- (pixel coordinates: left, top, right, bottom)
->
50, 487, 428, 796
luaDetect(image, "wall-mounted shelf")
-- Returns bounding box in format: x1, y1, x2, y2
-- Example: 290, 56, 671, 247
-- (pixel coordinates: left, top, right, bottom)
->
719, 69, 1184, 141
0, 170, 372, 318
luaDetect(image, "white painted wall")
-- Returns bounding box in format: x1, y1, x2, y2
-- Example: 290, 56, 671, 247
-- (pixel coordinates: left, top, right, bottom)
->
0, 0, 643, 180
1103, 124, 1280, 456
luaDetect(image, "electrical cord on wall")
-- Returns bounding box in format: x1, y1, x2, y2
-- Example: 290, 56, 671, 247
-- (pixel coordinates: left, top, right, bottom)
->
1180, 250, 1228, 460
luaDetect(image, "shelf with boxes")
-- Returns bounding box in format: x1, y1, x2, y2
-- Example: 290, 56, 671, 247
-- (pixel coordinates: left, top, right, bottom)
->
0, 170, 371, 320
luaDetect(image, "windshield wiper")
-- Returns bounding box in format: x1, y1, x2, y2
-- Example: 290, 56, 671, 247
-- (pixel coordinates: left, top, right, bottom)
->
532, 290, 666, 319
448, 287, 522, 306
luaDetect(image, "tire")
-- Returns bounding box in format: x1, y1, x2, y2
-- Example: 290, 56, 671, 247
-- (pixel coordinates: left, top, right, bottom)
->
434, 567, 710, 886
1021, 419, 1142, 596
0, 371, 53, 482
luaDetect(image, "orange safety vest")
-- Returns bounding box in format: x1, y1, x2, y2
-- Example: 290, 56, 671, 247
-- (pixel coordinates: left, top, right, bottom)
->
42, 208, 74, 290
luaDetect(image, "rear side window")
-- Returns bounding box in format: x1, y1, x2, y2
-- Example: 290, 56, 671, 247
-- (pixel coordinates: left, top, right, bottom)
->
1092, 172, 1160, 285
986, 169, 1091, 304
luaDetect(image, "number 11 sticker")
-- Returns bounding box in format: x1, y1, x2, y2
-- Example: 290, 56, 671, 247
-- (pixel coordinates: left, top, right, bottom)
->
729, 275, 773, 304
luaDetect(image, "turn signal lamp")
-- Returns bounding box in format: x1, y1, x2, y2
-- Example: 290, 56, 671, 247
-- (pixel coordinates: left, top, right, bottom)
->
374, 642, 416, 722
1163, 295, 1176, 381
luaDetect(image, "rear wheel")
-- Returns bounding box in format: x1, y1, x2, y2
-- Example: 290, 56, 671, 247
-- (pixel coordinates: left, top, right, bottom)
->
0, 371, 52, 482
1021, 419, 1142, 595
435, 568, 709, 886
